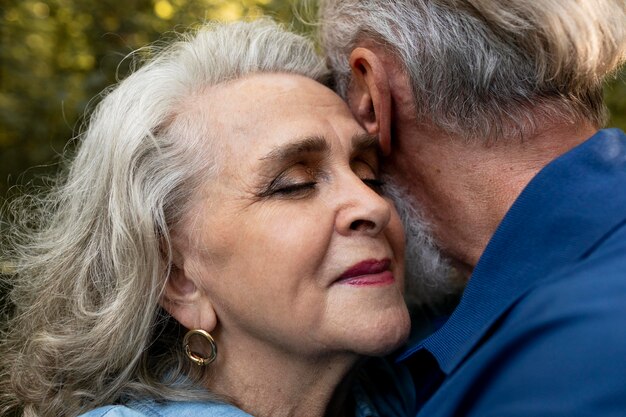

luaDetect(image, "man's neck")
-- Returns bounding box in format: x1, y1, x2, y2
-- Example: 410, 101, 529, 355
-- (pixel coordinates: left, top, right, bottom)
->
391, 121, 598, 277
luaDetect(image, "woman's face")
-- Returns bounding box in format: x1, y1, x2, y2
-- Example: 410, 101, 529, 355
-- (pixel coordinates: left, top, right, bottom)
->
168, 73, 409, 360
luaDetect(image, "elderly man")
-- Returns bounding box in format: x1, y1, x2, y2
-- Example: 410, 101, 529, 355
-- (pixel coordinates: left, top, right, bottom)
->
319, 0, 626, 416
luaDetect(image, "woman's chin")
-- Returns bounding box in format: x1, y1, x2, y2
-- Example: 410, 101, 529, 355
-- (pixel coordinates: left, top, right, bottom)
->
348, 307, 412, 357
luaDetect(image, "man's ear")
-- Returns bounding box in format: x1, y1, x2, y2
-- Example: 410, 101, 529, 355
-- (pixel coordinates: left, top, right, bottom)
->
160, 257, 217, 333
348, 47, 393, 155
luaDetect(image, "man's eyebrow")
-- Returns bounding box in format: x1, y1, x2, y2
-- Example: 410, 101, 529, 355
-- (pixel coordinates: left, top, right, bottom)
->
351, 133, 379, 154
259, 135, 329, 162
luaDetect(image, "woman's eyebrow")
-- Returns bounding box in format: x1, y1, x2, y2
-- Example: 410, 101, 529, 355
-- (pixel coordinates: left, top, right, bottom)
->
351, 133, 379, 155
259, 135, 329, 163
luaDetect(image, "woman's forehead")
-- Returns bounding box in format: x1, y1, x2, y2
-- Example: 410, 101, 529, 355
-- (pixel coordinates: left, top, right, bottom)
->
184, 73, 363, 155
195, 73, 350, 122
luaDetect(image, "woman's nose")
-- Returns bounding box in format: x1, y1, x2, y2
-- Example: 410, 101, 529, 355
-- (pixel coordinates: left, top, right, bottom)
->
335, 175, 392, 237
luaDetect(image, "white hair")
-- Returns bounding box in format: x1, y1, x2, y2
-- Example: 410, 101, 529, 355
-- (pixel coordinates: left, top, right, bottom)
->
382, 176, 464, 310
319, 0, 626, 141
0, 19, 329, 417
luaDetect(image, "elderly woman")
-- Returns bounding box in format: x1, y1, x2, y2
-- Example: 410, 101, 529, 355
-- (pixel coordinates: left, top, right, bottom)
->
0, 20, 416, 417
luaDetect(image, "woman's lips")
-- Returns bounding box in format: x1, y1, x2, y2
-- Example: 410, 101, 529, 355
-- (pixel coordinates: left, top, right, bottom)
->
335, 259, 394, 286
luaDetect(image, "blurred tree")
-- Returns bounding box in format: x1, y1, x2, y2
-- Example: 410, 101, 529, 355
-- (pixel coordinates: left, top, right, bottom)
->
606, 68, 626, 132
0, 0, 309, 203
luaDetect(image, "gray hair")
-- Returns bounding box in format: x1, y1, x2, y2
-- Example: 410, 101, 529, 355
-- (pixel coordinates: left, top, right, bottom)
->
0, 19, 328, 417
319, 0, 626, 141
382, 176, 464, 310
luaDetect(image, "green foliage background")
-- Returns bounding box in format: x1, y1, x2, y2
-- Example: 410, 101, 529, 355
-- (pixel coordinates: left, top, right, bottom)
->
0, 0, 309, 200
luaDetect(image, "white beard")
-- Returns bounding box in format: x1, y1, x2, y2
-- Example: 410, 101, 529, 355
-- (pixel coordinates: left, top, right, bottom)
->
383, 175, 466, 310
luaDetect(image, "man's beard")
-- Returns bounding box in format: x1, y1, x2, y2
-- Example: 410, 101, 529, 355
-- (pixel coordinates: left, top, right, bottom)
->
383, 176, 466, 311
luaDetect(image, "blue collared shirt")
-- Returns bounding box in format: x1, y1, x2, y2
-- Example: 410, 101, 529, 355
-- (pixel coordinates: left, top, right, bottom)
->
397, 128, 626, 416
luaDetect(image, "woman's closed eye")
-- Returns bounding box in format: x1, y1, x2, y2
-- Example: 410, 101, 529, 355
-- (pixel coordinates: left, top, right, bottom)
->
270, 180, 318, 197
361, 177, 386, 194
267, 177, 385, 197
257, 165, 319, 199
352, 159, 385, 194
257, 158, 384, 199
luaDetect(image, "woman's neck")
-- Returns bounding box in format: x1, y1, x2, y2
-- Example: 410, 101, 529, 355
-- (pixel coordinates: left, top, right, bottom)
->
202, 338, 359, 417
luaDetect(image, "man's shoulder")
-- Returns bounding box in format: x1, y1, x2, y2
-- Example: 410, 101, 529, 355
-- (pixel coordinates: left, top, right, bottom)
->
521, 219, 626, 315
418, 223, 626, 416
501, 220, 626, 344
441, 223, 626, 415
420, 257, 626, 416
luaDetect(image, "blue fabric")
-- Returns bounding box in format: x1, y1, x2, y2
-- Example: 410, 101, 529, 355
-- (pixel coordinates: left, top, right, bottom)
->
397, 128, 626, 416
354, 357, 418, 417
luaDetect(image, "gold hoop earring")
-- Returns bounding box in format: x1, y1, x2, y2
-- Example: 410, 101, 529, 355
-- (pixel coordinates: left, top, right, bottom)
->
183, 329, 217, 366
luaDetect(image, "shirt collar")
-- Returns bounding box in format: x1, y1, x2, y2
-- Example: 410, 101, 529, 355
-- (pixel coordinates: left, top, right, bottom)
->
398, 129, 626, 374
352, 381, 381, 417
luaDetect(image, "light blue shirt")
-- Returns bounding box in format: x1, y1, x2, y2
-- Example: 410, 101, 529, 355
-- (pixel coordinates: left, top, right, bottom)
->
81, 401, 252, 417
81, 396, 379, 417
80, 401, 252, 417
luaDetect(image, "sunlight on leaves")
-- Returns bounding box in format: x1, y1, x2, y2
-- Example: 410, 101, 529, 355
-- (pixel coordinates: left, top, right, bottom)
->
154, 0, 176, 20
31, 2, 51, 18
214, 2, 245, 21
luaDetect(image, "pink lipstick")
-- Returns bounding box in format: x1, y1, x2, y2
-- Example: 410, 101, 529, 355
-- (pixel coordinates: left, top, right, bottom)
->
336, 259, 394, 286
